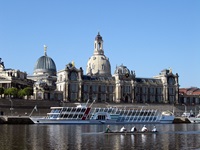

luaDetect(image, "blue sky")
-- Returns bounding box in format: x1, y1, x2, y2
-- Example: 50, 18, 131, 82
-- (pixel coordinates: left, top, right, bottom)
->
0, 1, 199, 88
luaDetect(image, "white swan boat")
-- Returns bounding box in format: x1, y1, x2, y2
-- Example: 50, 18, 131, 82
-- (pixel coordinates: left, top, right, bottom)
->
30, 101, 175, 124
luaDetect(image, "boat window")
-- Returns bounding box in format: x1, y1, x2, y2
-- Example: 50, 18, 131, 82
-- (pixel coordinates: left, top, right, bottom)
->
128, 111, 132, 116
124, 111, 128, 115
141, 117, 145, 121
73, 114, 78, 118
62, 108, 66, 111
104, 108, 108, 112
77, 108, 81, 112
68, 114, 73, 118
116, 110, 120, 114
72, 108, 76, 112
125, 117, 129, 121
96, 115, 106, 120
87, 114, 92, 119
79, 114, 83, 118
119, 111, 123, 115
136, 112, 140, 116
99, 108, 103, 112
108, 109, 112, 113
67, 108, 71, 112
81, 108, 86, 112
64, 114, 69, 118
143, 112, 148, 116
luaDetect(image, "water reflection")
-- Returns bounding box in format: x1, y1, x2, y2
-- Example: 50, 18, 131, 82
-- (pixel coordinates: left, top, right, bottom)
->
1, 124, 200, 149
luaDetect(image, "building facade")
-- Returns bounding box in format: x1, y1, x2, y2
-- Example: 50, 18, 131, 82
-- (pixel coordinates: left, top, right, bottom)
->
179, 87, 200, 104
57, 33, 179, 104
0, 58, 33, 91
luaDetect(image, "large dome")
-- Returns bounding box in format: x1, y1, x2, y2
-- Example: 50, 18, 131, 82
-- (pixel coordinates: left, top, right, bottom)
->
87, 55, 111, 77
86, 33, 111, 77
34, 48, 57, 76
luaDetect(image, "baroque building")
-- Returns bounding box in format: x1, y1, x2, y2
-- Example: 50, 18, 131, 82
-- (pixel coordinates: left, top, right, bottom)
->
0, 58, 33, 91
57, 33, 179, 104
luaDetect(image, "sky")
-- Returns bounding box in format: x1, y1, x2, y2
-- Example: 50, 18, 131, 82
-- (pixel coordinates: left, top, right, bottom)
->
0, 1, 199, 88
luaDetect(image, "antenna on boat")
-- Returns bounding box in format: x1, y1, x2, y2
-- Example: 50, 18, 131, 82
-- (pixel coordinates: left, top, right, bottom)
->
89, 99, 96, 108
29, 105, 38, 117
85, 99, 90, 107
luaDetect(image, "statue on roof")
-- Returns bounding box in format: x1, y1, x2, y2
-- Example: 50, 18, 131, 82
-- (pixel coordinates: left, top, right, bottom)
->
0, 58, 5, 69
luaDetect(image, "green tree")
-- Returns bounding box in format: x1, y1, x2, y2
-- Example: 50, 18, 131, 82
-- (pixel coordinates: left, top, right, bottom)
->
23, 87, 33, 99
18, 89, 26, 99
4, 88, 18, 98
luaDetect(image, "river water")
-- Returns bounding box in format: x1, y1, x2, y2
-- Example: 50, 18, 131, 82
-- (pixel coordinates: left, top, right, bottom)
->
0, 124, 200, 150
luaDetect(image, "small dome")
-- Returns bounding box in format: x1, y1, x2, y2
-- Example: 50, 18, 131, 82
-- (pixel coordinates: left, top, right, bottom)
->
114, 65, 130, 75
95, 32, 103, 41
34, 55, 56, 76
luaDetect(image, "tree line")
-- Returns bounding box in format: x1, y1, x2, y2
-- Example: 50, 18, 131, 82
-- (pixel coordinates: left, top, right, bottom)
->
0, 87, 33, 99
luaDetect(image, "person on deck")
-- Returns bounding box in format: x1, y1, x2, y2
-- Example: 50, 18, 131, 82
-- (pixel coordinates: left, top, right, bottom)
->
131, 126, 137, 132
141, 125, 148, 132
105, 125, 112, 133
120, 126, 127, 132
152, 126, 157, 132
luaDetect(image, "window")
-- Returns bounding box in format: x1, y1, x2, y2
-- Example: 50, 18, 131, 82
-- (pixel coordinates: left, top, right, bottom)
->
60, 75, 62, 82
102, 64, 105, 70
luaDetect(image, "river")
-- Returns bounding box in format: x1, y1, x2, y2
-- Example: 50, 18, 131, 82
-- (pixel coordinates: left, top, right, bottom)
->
0, 124, 200, 150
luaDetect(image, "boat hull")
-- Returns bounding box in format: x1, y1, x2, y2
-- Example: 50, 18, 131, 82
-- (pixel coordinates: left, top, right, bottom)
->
187, 117, 200, 123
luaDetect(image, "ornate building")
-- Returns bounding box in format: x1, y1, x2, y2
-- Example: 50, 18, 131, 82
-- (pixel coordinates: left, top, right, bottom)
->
179, 87, 200, 104
0, 58, 33, 90
57, 33, 179, 104
28, 46, 62, 100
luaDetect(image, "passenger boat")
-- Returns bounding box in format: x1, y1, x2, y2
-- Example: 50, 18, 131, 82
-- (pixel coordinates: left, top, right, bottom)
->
30, 100, 175, 124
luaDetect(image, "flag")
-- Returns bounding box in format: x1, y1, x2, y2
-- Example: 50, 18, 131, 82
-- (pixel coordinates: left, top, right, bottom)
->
34, 105, 37, 111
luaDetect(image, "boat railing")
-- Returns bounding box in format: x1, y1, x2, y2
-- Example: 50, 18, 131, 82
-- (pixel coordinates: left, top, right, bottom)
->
124, 109, 130, 121
143, 109, 150, 122
133, 109, 138, 122
128, 110, 134, 122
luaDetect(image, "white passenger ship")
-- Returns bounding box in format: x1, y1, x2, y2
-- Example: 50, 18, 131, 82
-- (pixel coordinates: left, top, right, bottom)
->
30, 101, 175, 124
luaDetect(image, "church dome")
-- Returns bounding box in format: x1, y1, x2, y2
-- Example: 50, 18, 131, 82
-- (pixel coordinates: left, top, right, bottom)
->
87, 55, 111, 77
86, 33, 111, 77
34, 46, 57, 76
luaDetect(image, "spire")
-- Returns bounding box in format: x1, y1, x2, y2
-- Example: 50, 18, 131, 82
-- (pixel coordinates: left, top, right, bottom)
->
94, 32, 104, 55
44, 45, 47, 56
